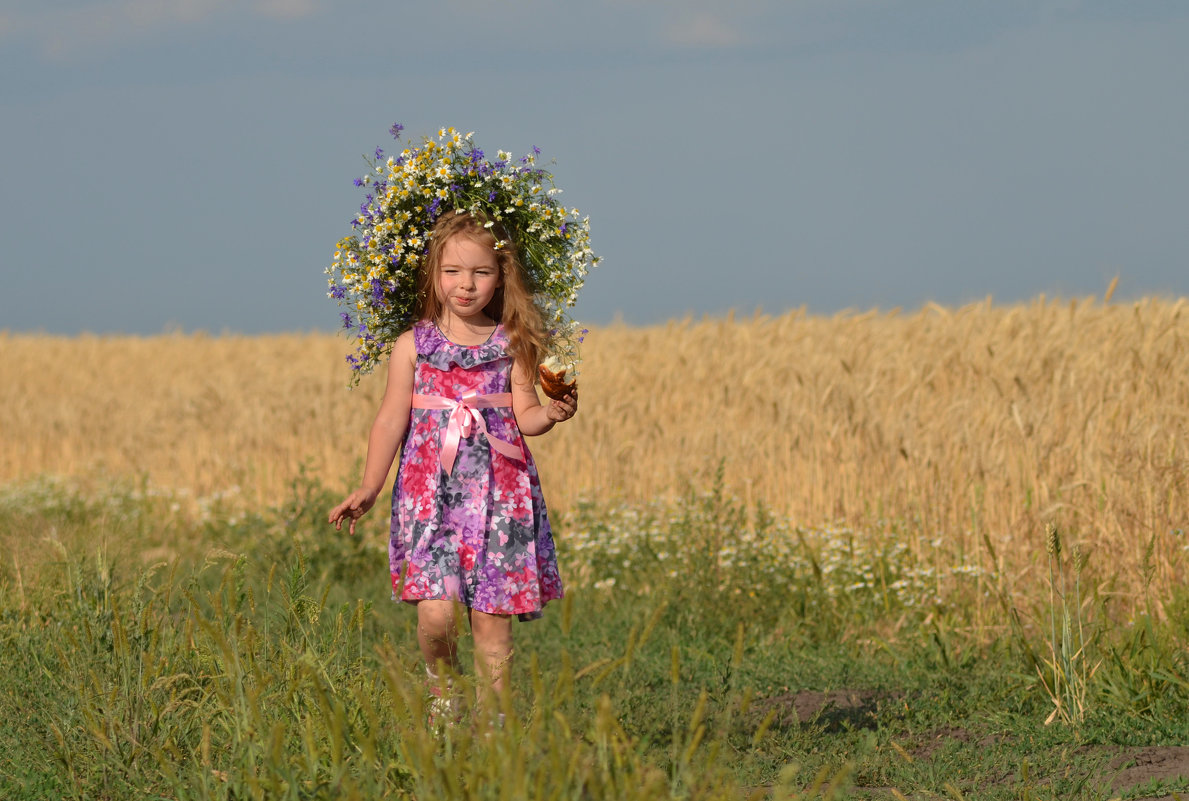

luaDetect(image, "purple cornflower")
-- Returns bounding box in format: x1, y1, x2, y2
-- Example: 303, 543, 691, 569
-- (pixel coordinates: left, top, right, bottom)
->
330, 284, 346, 300
488, 189, 498, 202
353, 178, 364, 187
389, 123, 404, 140
374, 146, 384, 159
340, 312, 353, 329
370, 278, 386, 303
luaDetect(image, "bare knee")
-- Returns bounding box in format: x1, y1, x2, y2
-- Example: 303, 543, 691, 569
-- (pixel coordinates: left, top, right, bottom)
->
470, 610, 512, 647
417, 600, 461, 657
470, 610, 513, 683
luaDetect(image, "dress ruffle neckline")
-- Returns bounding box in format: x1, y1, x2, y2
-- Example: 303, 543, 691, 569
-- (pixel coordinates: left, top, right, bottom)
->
416, 321, 509, 371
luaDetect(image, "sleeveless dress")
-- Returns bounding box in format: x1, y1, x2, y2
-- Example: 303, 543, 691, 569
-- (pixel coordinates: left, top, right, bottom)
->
389, 321, 563, 620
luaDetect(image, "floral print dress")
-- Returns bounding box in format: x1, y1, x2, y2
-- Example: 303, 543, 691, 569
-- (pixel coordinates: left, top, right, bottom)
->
389, 321, 563, 620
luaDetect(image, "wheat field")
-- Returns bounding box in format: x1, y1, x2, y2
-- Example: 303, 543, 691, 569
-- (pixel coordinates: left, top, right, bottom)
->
3, 295, 1186, 601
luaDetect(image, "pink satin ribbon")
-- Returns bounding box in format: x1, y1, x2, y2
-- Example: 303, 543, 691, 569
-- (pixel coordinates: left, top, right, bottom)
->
411, 391, 524, 476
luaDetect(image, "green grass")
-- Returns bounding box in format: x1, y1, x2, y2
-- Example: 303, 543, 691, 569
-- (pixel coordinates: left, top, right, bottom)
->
0, 473, 1186, 800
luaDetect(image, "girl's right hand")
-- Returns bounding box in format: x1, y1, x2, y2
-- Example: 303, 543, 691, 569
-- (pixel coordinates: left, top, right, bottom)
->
328, 488, 379, 536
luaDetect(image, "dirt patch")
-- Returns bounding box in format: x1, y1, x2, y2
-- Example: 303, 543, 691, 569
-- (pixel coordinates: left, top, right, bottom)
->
1105, 746, 1189, 799
751, 689, 886, 732
741, 743, 1189, 800
911, 725, 1006, 761
745, 694, 1188, 799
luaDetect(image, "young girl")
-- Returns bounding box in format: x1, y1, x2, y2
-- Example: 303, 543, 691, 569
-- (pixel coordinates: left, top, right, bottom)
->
328, 210, 577, 711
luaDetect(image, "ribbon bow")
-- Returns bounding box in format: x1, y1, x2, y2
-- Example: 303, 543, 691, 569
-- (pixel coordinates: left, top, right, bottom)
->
411, 392, 524, 476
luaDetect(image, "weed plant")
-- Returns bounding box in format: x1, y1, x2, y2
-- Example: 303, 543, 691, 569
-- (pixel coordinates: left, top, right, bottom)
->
1, 474, 1187, 799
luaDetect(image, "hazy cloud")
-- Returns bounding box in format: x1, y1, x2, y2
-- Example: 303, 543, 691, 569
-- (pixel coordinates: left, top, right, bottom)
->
663, 11, 745, 48
254, 0, 318, 19
6, 0, 318, 59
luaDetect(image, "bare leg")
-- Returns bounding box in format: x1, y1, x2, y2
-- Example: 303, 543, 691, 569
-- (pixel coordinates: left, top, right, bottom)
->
416, 600, 462, 680
469, 608, 514, 696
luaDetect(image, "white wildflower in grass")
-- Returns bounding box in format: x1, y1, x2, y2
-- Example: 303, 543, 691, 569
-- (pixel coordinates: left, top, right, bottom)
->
327, 123, 599, 383
558, 487, 993, 619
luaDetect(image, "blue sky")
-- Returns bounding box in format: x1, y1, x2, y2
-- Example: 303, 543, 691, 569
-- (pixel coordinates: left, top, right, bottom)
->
2, 0, 1187, 335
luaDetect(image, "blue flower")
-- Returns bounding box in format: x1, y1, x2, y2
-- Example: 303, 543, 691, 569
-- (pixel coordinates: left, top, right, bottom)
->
389, 123, 404, 140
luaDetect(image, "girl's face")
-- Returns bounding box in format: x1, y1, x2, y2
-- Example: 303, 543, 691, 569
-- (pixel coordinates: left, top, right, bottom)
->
436, 235, 502, 323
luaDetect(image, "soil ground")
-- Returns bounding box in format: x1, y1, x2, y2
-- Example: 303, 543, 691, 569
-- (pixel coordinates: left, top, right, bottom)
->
747, 690, 1189, 800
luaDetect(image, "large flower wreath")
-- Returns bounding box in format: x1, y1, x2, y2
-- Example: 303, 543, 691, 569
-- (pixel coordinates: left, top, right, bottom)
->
327, 124, 598, 383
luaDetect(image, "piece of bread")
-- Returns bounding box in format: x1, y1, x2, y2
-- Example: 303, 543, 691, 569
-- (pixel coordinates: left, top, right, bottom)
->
538, 364, 577, 401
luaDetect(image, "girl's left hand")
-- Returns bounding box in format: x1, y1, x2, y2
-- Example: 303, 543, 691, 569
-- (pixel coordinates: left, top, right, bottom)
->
546, 391, 577, 423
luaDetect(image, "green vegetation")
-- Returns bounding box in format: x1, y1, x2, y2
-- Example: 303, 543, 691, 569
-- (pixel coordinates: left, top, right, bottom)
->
1, 474, 1186, 800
